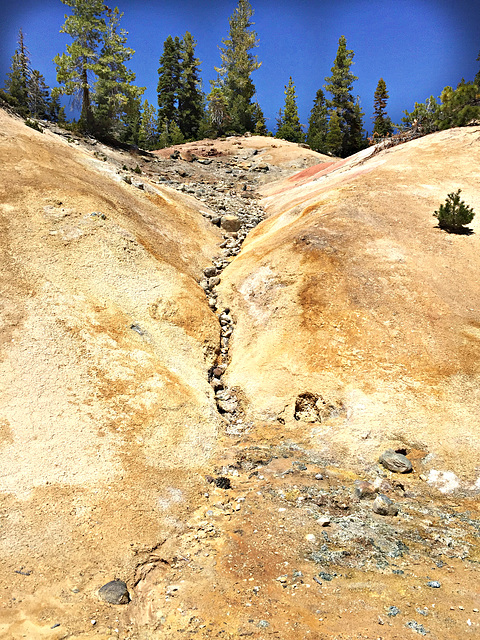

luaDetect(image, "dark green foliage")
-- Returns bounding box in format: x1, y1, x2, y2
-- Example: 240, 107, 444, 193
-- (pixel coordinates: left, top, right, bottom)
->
47, 93, 67, 124
133, 164, 141, 174
372, 78, 393, 137
25, 118, 43, 132
28, 70, 50, 119
157, 35, 182, 125
177, 32, 204, 140
93, 7, 144, 138
307, 89, 328, 153
275, 77, 304, 143
253, 101, 268, 135
5, 29, 31, 116
206, 87, 230, 136
402, 95, 439, 133
121, 95, 141, 145
476, 51, 480, 86
324, 35, 365, 157
138, 99, 158, 149
54, 0, 107, 131
436, 81, 480, 129
325, 111, 342, 156
434, 189, 475, 232
214, 0, 262, 134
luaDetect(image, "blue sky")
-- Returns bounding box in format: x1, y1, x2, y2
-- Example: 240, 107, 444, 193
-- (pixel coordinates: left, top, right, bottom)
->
1, 0, 479, 134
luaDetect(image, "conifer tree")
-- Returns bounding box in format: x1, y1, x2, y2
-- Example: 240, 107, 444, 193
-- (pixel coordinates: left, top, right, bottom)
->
214, 0, 262, 133
306, 88, 328, 152
325, 111, 343, 156
138, 99, 158, 149
5, 29, 31, 115
372, 78, 393, 137
324, 35, 363, 156
157, 35, 182, 126
54, 0, 107, 131
177, 32, 204, 140
28, 70, 50, 119
436, 80, 480, 129
275, 77, 304, 143
94, 6, 144, 137
207, 87, 230, 135
47, 94, 67, 124
349, 97, 367, 153
476, 51, 480, 86
253, 102, 268, 135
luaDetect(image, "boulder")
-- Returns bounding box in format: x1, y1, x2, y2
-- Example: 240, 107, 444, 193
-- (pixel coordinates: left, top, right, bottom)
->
372, 494, 398, 516
379, 449, 412, 473
220, 215, 241, 232
98, 580, 130, 605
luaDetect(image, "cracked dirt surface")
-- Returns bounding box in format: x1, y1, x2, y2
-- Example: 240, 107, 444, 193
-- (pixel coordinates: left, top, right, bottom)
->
0, 110, 479, 639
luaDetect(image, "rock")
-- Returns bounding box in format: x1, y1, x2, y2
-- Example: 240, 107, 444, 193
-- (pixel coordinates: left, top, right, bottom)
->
98, 580, 130, 605
214, 476, 231, 489
204, 266, 217, 278
170, 149, 180, 159
217, 399, 237, 413
379, 449, 413, 473
354, 480, 377, 500
427, 581, 441, 588
405, 620, 429, 636
208, 276, 221, 288
220, 215, 241, 232
387, 606, 401, 617
197, 157, 212, 165
372, 494, 399, 516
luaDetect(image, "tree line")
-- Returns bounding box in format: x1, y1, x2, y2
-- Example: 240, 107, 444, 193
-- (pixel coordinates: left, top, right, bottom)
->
2, 0, 479, 157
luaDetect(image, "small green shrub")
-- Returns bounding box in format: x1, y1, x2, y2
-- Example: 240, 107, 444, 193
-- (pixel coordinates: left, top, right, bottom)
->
433, 189, 475, 232
133, 164, 142, 174
25, 118, 43, 133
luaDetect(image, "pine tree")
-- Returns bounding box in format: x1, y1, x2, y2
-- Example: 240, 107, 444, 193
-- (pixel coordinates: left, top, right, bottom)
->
93, 7, 144, 137
207, 87, 230, 135
121, 94, 141, 145
324, 35, 362, 157
214, 0, 262, 133
47, 93, 67, 123
402, 95, 439, 133
349, 97, 367, 154
157, 35, 182, 127
28, 70, 50, 119
476, 51, 480, 86
275, 77, 304, 143
306, 88, 328, 152
138, 99, 158, 149
325, 111, 343, 156
372, 78, 393, 137
5, 29, 31, 115
177, 32, 204, 140
436, 80, 480, 129
54, 0, 107, 132
253, 101, 268, 135
178, 31, 205, 140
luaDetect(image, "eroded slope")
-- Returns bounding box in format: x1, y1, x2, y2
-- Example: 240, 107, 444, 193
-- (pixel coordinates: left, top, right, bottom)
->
218, 127, 480, 485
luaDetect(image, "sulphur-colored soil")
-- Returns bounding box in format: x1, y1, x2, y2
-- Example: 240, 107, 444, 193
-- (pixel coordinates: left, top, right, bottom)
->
0, 111, 479, 640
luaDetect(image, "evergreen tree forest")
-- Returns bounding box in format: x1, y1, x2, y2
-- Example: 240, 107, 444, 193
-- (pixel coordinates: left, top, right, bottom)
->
1, 1, 479, 153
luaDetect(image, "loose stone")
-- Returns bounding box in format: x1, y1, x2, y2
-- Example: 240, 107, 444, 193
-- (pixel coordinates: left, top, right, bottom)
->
372, 494, 399, 516
427, 581, 441, 588
220, 215, 241, 232
354, 480, 377, 500
98, 580, 130, 605
379, 449, 413, 473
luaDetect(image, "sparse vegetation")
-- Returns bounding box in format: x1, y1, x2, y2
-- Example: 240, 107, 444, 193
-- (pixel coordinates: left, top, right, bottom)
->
434, 189, 475, 232
25, 118, 43, 132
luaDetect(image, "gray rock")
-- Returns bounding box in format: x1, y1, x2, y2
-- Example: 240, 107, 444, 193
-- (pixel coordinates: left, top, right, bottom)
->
387, 606, 401, 617
405, 620, 429, 636
372, 494, 399, 516
203, 266, 217, 278
379, 449, 412, 473
208, 276, 221, 288
220, 215, 241, 232
98, 580, 130, 605
427, 581, 441, 588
